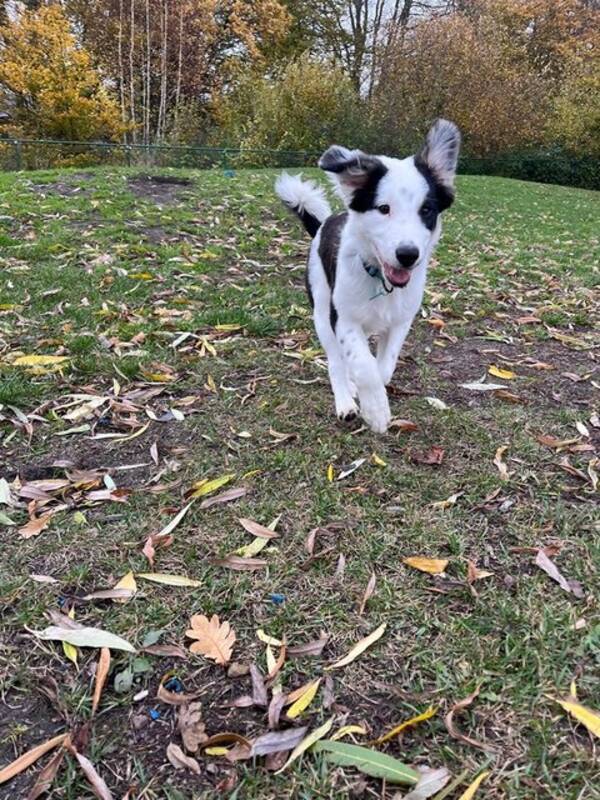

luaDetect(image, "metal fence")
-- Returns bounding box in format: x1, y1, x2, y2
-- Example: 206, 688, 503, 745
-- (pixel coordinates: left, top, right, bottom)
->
0, 137, 319, 172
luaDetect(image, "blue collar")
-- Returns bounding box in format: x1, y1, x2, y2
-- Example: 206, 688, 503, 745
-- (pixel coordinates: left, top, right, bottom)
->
363, 262, 394, 300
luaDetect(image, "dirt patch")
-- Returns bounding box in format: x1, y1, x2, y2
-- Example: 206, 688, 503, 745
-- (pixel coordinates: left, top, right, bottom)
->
128, 175, 193, 206
29, 182, 90, 198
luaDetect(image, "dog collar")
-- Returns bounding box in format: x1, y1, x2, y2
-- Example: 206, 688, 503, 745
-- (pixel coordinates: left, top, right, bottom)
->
363, 262, 394, 300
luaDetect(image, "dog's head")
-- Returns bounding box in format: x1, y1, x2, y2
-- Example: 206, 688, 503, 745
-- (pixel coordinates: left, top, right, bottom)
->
318, 119, 460, 288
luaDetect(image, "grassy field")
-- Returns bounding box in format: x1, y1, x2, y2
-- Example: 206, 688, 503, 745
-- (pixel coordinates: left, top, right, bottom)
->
0, 166, 598, 800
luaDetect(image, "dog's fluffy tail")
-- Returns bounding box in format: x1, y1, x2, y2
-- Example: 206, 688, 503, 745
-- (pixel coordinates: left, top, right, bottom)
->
275, 173, 332, 238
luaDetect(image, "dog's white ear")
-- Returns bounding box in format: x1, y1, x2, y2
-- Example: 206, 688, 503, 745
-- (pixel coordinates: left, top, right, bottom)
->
319, 146, 386, 205
418, 119, 461, 187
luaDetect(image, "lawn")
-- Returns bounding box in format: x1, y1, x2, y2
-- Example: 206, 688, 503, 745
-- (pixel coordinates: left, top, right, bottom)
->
0, 166, 598, 800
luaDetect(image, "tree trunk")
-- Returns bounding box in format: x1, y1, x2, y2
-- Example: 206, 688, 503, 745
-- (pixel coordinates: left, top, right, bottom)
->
118, 0, 127, 139
129, 0, 137, 143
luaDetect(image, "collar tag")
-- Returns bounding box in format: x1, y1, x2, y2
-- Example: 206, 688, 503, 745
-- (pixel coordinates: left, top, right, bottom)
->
363, 262, 394, 300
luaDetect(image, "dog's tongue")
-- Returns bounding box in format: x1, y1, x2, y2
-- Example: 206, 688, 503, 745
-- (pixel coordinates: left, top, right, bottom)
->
385, 266, 411, 287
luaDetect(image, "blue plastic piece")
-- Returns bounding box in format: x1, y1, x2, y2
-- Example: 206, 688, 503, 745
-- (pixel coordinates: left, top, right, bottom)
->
149, 709, 161, 721
270, 593, 286, 605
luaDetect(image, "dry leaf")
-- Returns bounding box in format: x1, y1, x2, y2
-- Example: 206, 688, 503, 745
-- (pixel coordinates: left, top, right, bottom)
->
252, 727, 308, 756
26, 745, 67, 799
136, 572, 202, 587
371, 706, 437, 745
238, 517, 280, 539
19, 513, 53, 539
431, 492, 462, 510
157, 681, 202, 706
199, 486, 247, 509
534, 550, 584, 598
186, 614, 236, 664
287, 679, 321, 719
72, 750, 114, 800
493, 445, 510, 481
256, 629, 283, 646
275, 717, 334, 773
288, 634, 329, 658
457, 770, 491, 799
410, 446, 445, 466
547, 690, 600, 738
466, 561, 494, 584
156, 502, 193, 538
489, 365, 515, 379
112, 571, 137, 603
178, 702, 208, 752
84, 588, 135, 602
189, 474, 234, 498
141, 643, 187, 659
358, 572, 376, 615
404, 557, 448, 575
444, 687, 494, 751
326, 623, 386, 670
250, 663, 268, 706
389, 418, 419, 432
166, 742, 201, 774
0, 733, 69, 785
404, 766, 451, 799
92, 648, 111, 715
268, 692, 287, 729
211, 555, 268, 571
37, 626, 135, 652
331, 725, 368, 741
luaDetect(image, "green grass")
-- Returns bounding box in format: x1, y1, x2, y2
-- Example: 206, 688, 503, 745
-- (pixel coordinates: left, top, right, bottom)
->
0, 166, 599, 800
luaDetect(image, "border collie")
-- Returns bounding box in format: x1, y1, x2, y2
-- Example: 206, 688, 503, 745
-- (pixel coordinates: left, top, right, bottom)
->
275, 119, 460, 433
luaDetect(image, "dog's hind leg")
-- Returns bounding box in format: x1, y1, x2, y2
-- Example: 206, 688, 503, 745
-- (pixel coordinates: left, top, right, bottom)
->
313, 306, 358, 421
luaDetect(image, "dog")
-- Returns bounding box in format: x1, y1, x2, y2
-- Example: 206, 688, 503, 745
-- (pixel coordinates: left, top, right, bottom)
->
275, 118, 460, 433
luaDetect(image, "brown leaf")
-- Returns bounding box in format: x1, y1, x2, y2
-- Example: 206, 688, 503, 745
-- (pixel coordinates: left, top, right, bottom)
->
466, 561, 494, 585
251, 727, 308, 756
166, 742, 201, 774
534, 550, 584, 598
494, 389, 524, 404
141, 643, 187, 659
19, 512, 54, 539
238, 517, 280, 539
389, 419, 419, 432
199, 486, 247, 509
157, 680, 202, 706
323, 674, 335, 709
267, 644, 287, 682
0, 733, 69, 785
410, 446, 445, 466
186, 614, 236, 664
26, 745, 67, 800
223, 695, 254, 708
268, 692, 287, 729
72, 750, 114, 799
287, 634, 329, 658
211, 555, 268, 571
493, 445, 510, 481
92, 648, 111, 715
178, 702, 207, 753
358, 571, 376, 615
227, 661, 250, 678
444, 687, 495, 752
265, 749, 289, 771
536, 434, 580, 449
200, 733, 252, 749
250, 663, 268, 707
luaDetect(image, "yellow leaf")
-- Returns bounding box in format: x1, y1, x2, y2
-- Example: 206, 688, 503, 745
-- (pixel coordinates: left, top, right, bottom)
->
204, 746, 229, 756
205, 374, 217, 393
256, 629, 283, 647
62, 608, 78, 667
130, 272, 154, 280
287, 679, 321, 719
143, 372, 175, 383
113, 570, 137, 604
235, 537, 269, 558
137, 573, 202, 587
214, 323, 241, 332
326, 623, 386, 670
327, 464, 334, 482
371, 453, 387, 467
371, 706, 437, 745
331, 725, 367, 741
549, 693, 600, 738
403, 557, 449, 574
275, 717, 334, 773
458, 770, 491, 799
190, 474, 233, 498
489, 365, 515, 379
13, 355, 69, 367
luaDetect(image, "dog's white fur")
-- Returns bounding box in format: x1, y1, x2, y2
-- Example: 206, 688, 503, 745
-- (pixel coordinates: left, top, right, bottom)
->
276, 120, 460, 433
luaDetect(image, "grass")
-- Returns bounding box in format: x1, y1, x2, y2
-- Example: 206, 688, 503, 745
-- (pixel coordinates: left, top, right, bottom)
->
0, 165, 598, 800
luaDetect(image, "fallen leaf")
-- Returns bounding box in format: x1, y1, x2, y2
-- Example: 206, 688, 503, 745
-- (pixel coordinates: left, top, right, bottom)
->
113, 571, 137, 604
425, 397, 448, 410
410, 447, 444, 466
92, 648, 111, 715
157, 681, 202, 706
430, 493, 462, 510
19, 512, 53, 539
189, 474, 234, 498
358, 572, 376, 615
252, 727, 308, 756
136, 572, 202, 587
13, 355, 69, 368
29, 574, 59, 584
326, 623, 386, 670
166, 742, 200, 774
71, 750, 114, 799
457, 770, 491, 799
236, 536, 269, 558
250, 663, 268, 706
331, 725, 367, 741
287, 679, 321, 719
200, 732, 252, 750
404, 766, 451, 798
275, 717, 334, 773
389, 418, 419, 432
371, 453, 387, 467
0, 733, 69, 785
337, 458, 366, 481
211, 555, 268, 571
83, 588, 135, 602
466, 561, 494, 585
62, 608, 78, 667
37, 626, 135, 653
536, 434, 580, 449
238, 517, 280, 539
327, 464, 334, 481
489, 365, 515, 379
444, 687, 494, 751
313, 740, 419, 784
534, 550, 584, 598
547, 690, 600, 738
156, 502, 193, 538
493, 445, 510, 481
371, 706, 437, 745
186, 614, 236, 664
26, 745, 67, 799
178, 702, 207, 752
142, 643, 187, 659
199, 486, 247, 509
460, 381, 507, 392
256, 629, 283, 647
287, 634, 329, 658
403, 557, 448, 575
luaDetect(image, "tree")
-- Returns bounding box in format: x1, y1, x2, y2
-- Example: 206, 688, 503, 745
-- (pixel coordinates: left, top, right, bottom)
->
0, 4, 125, 141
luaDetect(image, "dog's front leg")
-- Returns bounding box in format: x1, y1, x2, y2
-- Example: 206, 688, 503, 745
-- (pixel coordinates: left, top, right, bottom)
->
338, 323, 390, 434
377, 320, 412, 386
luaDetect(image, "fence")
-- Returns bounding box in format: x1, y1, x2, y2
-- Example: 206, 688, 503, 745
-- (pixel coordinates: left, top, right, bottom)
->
0, 138, 319, 172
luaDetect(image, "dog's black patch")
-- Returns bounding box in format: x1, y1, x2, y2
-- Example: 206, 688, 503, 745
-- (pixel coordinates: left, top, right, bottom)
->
414, 157, 454, 230
317, 212, 348, 332
297, 208, 322, 239
305, 266, 314, 308
329, 301, 338, 331
349, 158, 388, 213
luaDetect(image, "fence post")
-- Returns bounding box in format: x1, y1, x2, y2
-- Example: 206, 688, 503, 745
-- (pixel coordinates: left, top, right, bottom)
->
125, 145, 132, 167
13, 140, 22, 171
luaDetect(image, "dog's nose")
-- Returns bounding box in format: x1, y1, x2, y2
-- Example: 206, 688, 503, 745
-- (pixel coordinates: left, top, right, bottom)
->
395, 246, 420, 268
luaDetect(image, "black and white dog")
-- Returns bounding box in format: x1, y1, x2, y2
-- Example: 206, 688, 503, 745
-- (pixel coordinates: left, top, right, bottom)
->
276, 119, 460, 433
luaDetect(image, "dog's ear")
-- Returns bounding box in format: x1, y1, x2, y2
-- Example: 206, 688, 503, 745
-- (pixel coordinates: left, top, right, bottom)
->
417, 119, 461, 187
319, 146, 387, 206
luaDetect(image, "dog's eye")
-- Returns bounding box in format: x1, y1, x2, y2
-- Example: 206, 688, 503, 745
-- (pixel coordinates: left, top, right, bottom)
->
377, 204, 390, 215
421, 202, 434, 216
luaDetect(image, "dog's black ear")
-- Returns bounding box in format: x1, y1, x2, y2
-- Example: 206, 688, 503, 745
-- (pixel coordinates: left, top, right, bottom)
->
417, 119, 461, 188
319, 146, 387, 208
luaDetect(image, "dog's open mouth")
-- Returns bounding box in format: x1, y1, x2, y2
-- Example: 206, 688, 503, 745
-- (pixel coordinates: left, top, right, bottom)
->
383, 264, 412, 288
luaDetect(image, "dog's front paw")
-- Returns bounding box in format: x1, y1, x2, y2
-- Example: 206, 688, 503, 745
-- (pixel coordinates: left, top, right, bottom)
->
360, 397, 391, 434
336, 399, 358, 422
